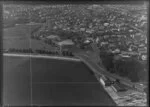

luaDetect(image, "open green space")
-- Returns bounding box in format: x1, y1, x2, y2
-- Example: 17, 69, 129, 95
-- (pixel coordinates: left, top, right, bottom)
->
3, 24, 56, 51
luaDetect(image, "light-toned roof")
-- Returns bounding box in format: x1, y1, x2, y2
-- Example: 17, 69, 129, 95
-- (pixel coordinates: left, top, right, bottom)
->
46, 35, 59, 39
57, 39, 74, 46
84, 39, 91, 44
138, 47, 147, 52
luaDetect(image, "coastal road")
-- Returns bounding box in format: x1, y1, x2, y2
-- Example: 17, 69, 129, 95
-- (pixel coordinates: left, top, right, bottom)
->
76, 53, 144, 92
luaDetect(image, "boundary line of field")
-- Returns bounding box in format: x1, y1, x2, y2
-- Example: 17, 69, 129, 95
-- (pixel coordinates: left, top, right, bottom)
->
3, 53, 81, 62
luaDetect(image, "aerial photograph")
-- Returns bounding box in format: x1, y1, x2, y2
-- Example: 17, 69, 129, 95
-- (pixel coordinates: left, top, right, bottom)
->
2, 1, 148, 106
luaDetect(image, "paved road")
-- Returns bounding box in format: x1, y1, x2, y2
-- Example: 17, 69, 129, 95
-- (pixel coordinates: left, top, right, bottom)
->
76, 53, 145, 92
3, 55, 116, 106
77, 54, 147, 106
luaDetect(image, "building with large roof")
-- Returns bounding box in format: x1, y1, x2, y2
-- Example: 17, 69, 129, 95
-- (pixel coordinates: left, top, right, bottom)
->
56, 39, 75, 52
46, 35, 60, 41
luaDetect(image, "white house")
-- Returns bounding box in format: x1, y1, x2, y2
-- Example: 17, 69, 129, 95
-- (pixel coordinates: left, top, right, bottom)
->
56, 39, 75, 52
46, 35, 60, 41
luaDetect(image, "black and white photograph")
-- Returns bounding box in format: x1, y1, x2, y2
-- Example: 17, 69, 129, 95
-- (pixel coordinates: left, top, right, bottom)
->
2, 1, 148, 106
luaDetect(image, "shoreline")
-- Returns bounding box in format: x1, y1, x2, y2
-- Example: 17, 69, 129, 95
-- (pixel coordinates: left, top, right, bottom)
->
3, 53, 81, 62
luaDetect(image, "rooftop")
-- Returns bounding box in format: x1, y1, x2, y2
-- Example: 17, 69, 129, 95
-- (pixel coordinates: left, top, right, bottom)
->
57, 39, 75, 46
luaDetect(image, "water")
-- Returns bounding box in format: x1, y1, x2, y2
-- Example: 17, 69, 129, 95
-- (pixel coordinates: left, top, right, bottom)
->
3, 55, 116, 106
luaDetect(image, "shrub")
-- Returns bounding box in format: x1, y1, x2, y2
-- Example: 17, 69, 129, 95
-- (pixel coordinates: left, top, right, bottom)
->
114, 58, 145, 82
100, 52, 115, 72
62, 51, 66, 56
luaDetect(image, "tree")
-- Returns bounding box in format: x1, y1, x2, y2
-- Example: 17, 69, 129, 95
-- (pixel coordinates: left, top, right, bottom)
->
113, 58, 144, 82
29, 48, 33, 53
100, 52, 115, 72
23, 49, 26, 53
35, 50, 39, 53
62, 51, 66, 56
70, 52, 74, 56
8, 48, 13, 52
55, 51, 59, 55
48, 51, 52, 54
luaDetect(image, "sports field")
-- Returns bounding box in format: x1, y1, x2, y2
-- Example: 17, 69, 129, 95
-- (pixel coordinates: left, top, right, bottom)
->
3, 24, 56, 51
3, 55, 116, 106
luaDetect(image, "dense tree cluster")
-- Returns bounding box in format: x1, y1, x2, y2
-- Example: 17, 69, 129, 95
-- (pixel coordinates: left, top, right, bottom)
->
35, 49, 59, 55
44, 39, 56, 46
62, 50, 74, 57
7, 48, 74, 57
100, 51, 146, 82
8, 48, 33, 53
100, 51, 115, 73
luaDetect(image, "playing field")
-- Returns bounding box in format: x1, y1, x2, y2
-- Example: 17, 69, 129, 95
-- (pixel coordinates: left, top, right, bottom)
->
3, 24, 56, 51
3, 55, 116, 106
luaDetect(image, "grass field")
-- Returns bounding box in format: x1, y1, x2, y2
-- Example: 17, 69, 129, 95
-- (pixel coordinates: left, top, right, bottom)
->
3, 55, 116, 106
3, 24, 56, 51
